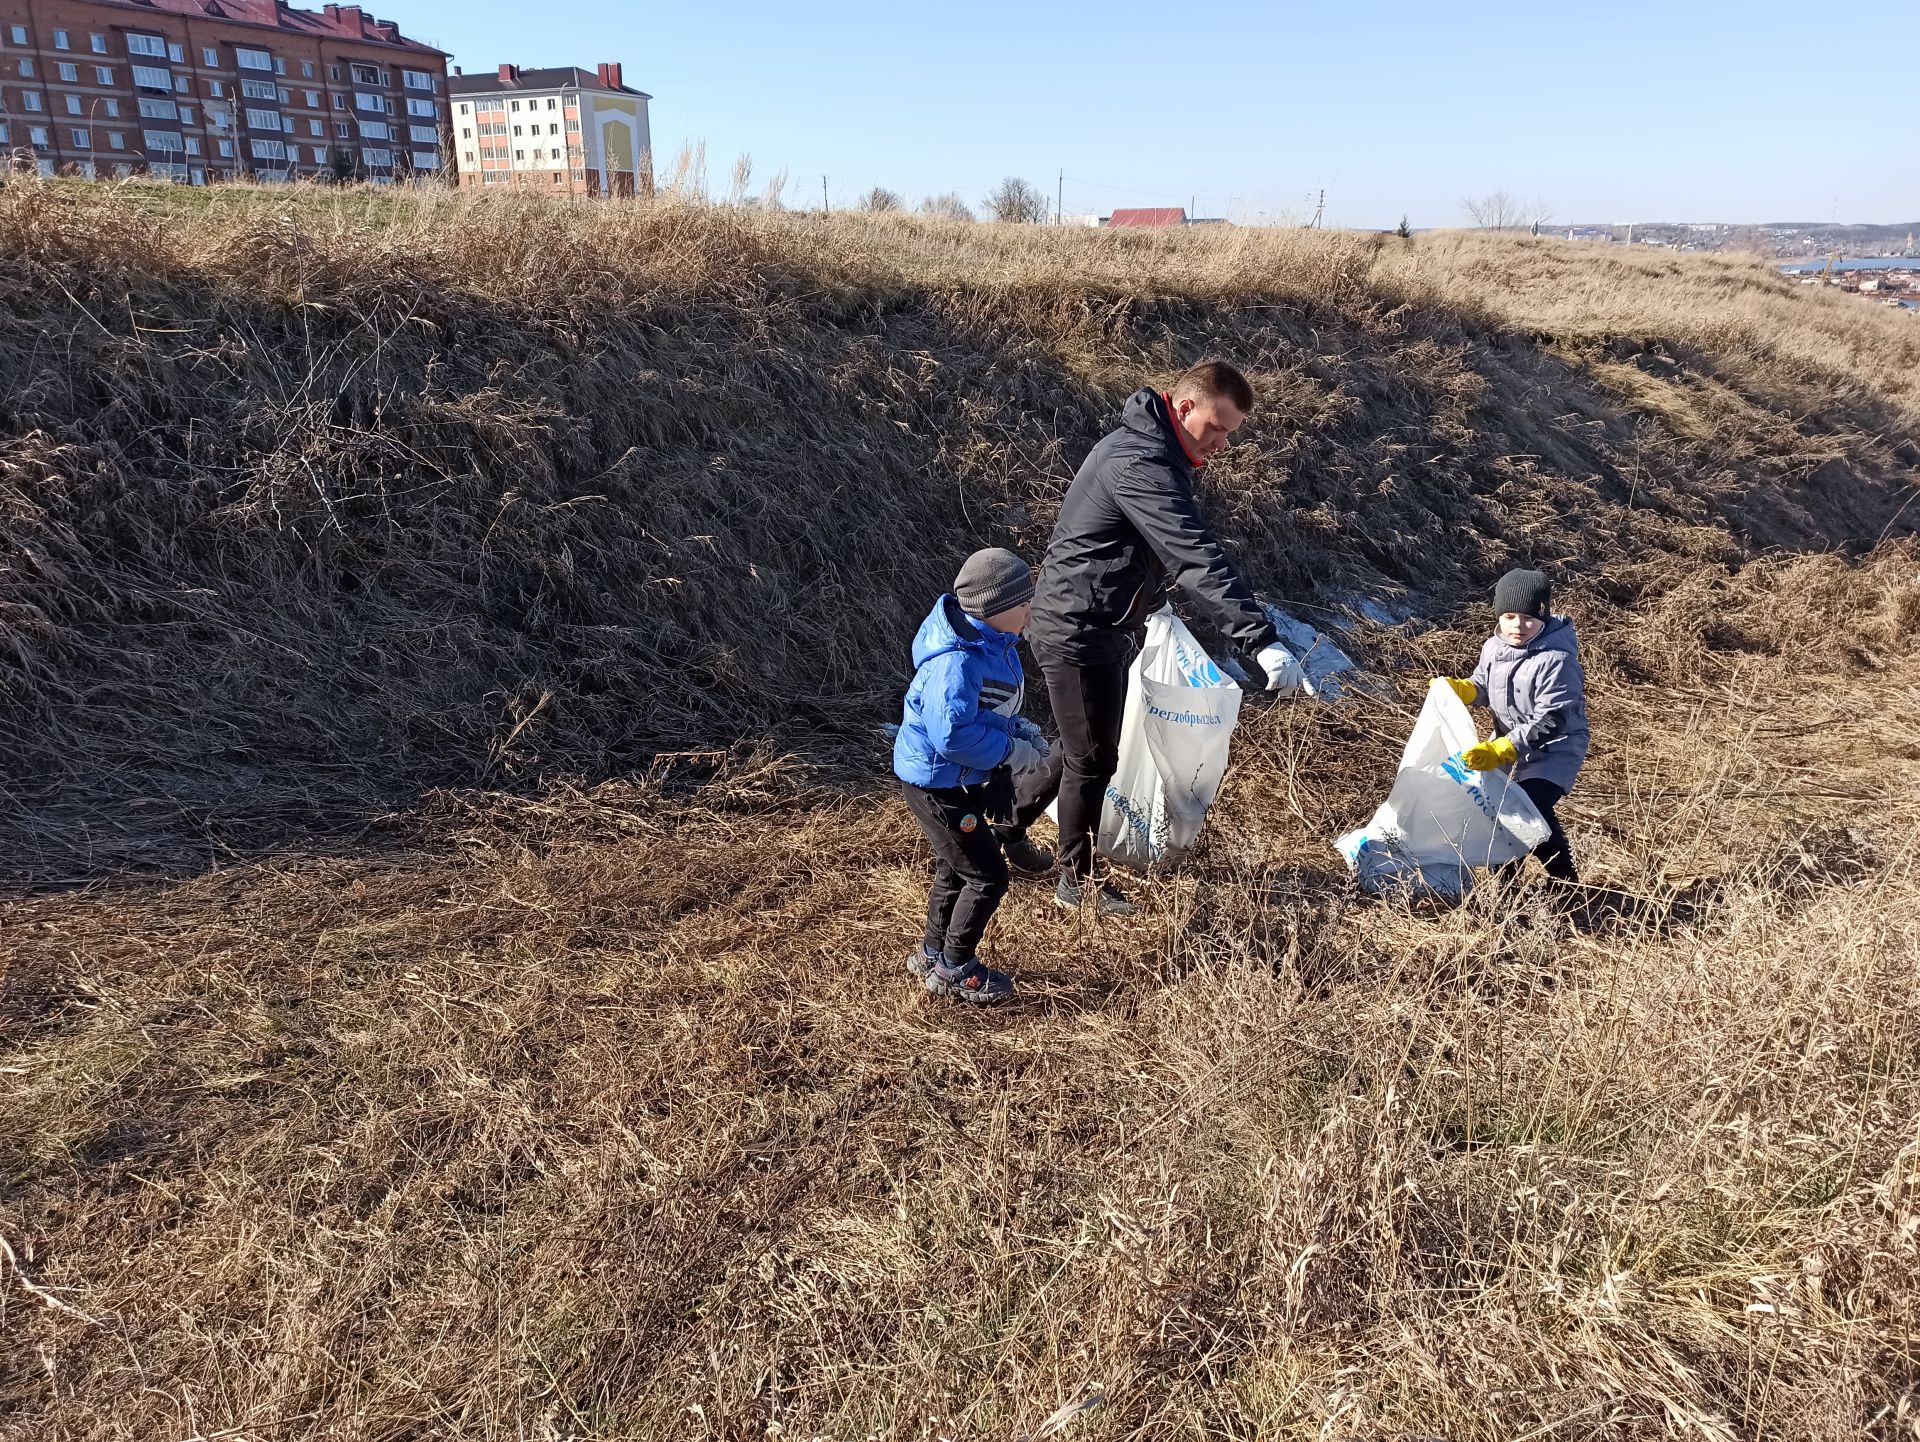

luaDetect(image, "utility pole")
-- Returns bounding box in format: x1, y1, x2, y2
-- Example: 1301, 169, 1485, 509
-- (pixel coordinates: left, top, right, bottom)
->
821, 175, 828, 212
1311, 188, 1325, 228
1057, 167, 1063, 224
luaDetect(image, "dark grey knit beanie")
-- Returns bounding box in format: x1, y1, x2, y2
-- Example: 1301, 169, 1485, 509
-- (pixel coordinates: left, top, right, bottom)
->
953, 547, 1035, 618
1492, 568, 1551, 619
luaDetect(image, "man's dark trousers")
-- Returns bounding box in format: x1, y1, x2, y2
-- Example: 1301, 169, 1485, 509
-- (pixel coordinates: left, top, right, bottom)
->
1008, 643, 1130, 879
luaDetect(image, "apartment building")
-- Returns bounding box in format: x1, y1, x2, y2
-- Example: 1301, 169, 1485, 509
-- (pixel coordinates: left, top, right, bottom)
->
0, 0, 448, 185
449, 63, 651, 198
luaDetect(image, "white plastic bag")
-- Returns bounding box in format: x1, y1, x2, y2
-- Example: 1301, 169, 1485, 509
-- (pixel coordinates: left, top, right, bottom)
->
1052, 608, 1243, 871
1334, 679, 1551, 897
1260, 602, 1355, 699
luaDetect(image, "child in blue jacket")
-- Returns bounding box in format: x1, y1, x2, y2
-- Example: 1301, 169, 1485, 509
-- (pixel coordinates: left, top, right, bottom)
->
1440, 568, 1592, 883
894, 549, 1052, 1004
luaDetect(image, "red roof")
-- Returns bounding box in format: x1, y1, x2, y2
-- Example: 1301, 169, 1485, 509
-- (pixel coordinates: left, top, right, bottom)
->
1108, 208, 1188, 228
84, 0, 444, 55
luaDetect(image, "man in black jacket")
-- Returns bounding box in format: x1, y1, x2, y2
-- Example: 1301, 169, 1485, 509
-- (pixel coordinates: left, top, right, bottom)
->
1002, 360, 1295, 913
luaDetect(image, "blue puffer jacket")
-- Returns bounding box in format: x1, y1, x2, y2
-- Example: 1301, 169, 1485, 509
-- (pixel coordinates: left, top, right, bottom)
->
893, 595, 1025, 790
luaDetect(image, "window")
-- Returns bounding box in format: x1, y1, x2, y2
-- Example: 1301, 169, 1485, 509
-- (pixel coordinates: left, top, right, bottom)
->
547, 97, 556, 109
332, 95, 345, 110
354, 92, 386, 112
65, 95, 82, 115
72, 128, 89, 147
91, 34, 108, 54
552, 172, 561, 185
131, 65, 171, 91
409, 124, 438, 144
235, 48, 272, 71
359, 119, 390, 139
203, 47, 219, 67
460, 126, 471, 139
565, 117, 579, 132
304, 90, 319, 108
250, 138, 285, 159
245, 108, 281, 131
361, 146, 392, 167
190, 166, 205, 184
378, 70, 390, 86
211, 111, 229, 129
95, 66, 113, 85
127, 35, 168, 58
241, 78, 276, 99
308, 118, 321, 136
19, 58, 34, 77
58, 62, 77, 81
52, 29, 69, 50
312, 145, 326, 162
274, 58, 285, 75
209, 81, 224, 98
277, 87, 289, 103
22, 91, 42, 112
512, 125, 521, 136
108, 132, 126, 150
0, 122, 12, 144
403, 68, 433, 90
143, 128, 184, 152
350, 62, 378, 85
103, 99, 119, 117
36, 159, 53, 177
218, 139, 233, 157
551, 147, 562, 160
548, 123, 559, 135
334, 121, 349, 138
514, 149, 523, 160
8, 25, 27, 46
29, 125, 49, 146
509, 100, 519, 112
459, 102, 469, 115
406, 97, 434, 118
179, 106, 194, 124
301, 61, 314, 78
184, 136, 200, 155
329, 65, 340, 81
169, 43, 184, 63
463, 150, 474, 163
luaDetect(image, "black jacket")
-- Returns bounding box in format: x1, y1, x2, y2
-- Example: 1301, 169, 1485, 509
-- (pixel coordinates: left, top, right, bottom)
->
1027, 387, 1279, 667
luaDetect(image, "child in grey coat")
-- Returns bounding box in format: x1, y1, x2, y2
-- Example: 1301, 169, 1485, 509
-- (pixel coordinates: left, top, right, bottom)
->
1440, 569, 1590, 882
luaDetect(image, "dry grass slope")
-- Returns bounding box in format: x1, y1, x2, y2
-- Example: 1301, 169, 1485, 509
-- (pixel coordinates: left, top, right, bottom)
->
2, 181, 1919, 1440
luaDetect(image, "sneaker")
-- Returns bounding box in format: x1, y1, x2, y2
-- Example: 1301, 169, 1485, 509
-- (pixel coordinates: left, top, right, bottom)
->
905, 943, 943, 981
926, 955, 1014, 1004
997, 828, 1056, 877
1054, 874, 1136, 916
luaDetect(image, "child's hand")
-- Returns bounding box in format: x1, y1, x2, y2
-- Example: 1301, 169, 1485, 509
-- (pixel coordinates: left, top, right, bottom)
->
1435, 677, 1478, 706
1458, 736, 1517, 771
1013, 717, 1048, 748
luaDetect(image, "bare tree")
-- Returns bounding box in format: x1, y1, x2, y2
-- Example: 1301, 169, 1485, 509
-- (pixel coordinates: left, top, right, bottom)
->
858, 186, 904, 214
983, 176, 1049, 224
1462, 190, 1523, 230
1463, 190, 1556, 232
919, 192, 975, 222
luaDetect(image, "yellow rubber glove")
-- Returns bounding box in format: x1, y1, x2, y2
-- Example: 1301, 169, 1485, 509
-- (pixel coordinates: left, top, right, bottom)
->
1460, 735, 1518, 771
1437, 676, 1478, 706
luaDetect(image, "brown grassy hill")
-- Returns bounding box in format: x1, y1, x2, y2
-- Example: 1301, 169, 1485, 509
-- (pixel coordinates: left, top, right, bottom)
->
2, 183, 1919, 1441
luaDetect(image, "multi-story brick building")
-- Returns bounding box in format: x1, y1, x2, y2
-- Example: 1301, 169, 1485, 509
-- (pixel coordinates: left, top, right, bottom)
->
449, 63, 651, 198
0, 0, 449, 185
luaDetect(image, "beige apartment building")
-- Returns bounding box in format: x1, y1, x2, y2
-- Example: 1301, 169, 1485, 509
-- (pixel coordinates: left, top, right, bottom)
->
0, 0, 448, 184
449, 63, 651, 197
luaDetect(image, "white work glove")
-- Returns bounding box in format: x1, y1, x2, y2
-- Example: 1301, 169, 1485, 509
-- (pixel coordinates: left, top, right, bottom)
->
1006, 735, 1051, 777
1255, 642, 1302, 693
1012, 716, 1049, 749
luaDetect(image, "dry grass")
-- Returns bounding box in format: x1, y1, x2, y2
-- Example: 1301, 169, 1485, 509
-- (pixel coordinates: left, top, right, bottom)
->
3, 179, 1920, 1440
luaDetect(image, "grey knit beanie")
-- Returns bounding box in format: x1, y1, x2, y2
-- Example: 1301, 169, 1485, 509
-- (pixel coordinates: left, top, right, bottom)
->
953, 547, 1035, 618
1492, 568, 1551, 620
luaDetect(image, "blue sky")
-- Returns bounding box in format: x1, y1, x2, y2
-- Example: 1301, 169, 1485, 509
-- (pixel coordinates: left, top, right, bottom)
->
402, 0, 1913, 227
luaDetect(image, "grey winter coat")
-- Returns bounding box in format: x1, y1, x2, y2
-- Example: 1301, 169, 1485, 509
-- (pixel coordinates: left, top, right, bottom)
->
1468, 614, 1590, 791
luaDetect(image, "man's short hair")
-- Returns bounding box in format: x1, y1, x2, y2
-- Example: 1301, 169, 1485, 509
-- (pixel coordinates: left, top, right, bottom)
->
1171, 359, 1255, 414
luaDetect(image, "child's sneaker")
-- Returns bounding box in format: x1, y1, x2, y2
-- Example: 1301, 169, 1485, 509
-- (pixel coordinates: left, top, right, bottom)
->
905, 943, 943, 981
926, 955, 1014, 1004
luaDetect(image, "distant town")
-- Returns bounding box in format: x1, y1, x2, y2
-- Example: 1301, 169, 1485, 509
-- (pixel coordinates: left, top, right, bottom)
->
1557, 220, 1919, 259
